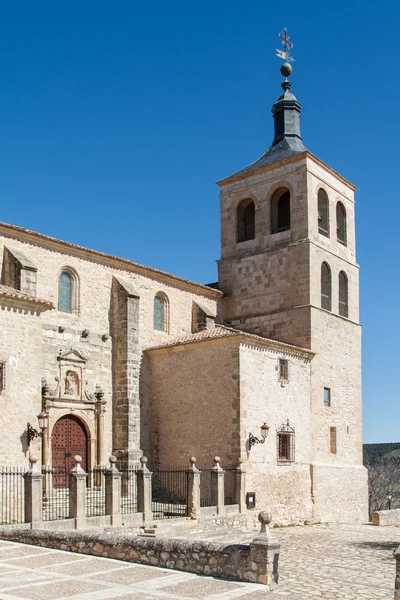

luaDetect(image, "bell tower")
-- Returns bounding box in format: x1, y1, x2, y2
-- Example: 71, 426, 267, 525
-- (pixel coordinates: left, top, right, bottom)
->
217, 31, 368, 523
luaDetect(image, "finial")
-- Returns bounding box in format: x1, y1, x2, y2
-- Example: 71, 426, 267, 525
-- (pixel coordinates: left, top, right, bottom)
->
276, 27, 295, 81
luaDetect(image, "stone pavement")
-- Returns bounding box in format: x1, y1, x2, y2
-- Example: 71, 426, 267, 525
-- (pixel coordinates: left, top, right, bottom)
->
0, 524, 396, 599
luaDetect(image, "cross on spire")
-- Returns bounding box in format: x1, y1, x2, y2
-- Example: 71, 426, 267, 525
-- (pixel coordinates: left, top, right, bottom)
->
276, 27, 295, 63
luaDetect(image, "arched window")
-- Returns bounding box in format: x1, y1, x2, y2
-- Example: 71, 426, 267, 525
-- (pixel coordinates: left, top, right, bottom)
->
154, 292, 169, 332
271, 188, 290, 234
321, 262, 331, 311
58, 268, 79, 313
338, 271, 348, 317
336, 202, 347, 245
237, 198, 255, 243
318, 189, 329, 236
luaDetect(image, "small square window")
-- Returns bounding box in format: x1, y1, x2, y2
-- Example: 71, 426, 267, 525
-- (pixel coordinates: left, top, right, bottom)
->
0, 363, 6, 393
324, 387, 331, 407
278, 359, 289, 382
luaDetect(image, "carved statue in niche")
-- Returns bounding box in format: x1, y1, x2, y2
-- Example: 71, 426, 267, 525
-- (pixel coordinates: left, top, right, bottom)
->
64, 370, 79, 397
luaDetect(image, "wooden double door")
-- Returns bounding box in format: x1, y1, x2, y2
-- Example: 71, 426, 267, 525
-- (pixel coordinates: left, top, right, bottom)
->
52, 415, 88, 476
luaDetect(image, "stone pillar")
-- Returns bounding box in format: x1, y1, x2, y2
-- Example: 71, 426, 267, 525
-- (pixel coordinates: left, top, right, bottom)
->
23, 455, 43, 524
110, 277, 143, 470
395, 546, 400, 599
249, 511, 280, 587
187, 457, 200, 520
95, 392, 106, 466
69, 455, 88, 529
137, 456, 153, 526
211, 456, 225, 515
105, 456, 122, 526
234, 457, 247, 513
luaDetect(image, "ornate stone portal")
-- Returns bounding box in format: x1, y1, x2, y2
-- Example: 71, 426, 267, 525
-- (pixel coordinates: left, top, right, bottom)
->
41, 348, 107, 467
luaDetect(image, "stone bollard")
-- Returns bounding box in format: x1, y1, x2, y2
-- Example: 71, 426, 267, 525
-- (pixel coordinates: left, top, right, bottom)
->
137, 456, 153, 526
249, 511, 280, 587
211, 456, 225, 515
69, 455, 88, 529
234, 457, 247, 513
23, 455, 44, 525
105, 456, 122, 527
187, 457, 200, 520
394, 546, 400, 599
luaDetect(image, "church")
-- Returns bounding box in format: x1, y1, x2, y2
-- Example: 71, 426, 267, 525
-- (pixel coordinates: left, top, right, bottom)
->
0, 54, 368, 524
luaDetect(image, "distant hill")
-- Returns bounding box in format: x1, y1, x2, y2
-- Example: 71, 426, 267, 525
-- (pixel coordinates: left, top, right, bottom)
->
363, 443, 400, 464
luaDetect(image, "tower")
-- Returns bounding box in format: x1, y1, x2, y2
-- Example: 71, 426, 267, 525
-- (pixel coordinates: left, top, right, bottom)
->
217, 34, 368, 522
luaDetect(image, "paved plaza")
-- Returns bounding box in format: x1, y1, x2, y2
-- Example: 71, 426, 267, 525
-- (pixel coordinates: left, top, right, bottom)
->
0, 524, 396, 599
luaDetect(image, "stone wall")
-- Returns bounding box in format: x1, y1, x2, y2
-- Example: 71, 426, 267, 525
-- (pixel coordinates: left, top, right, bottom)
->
372, 509, 400, 526
0, 526, 280, 587
0, 302, 43, 465
143, 339, 240, 468
240, 342, 313, 523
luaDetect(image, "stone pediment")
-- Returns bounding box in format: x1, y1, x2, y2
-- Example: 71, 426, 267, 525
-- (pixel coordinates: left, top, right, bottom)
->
57, 348, 87, 364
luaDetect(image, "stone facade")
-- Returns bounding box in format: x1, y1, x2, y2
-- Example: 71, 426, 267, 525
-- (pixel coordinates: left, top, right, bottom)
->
0, 69, 368, 525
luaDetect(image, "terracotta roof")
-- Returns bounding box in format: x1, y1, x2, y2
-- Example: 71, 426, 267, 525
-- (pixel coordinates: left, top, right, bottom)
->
0, 285, 54, 310
145, 325, 314, 357
0, 221, 222, 299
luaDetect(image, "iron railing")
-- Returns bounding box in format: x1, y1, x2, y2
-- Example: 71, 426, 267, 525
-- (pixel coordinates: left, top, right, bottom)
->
152, 468, 188, 519
42, 467, 69, 521
86, 466, 107, 517
224, 469, 236, 506
121, 468, 139, 514
200, 469, 214, 507
0, 467, 25, 524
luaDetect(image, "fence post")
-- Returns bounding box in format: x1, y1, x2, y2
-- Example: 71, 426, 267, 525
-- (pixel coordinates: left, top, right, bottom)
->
24, 455, 43, 525
187, 457, 200, 520
105, 455, 122, 526
137, 456, 153, 526
211, 456, 225, 515
69, 455, 88, 529
235, 457, 247, 513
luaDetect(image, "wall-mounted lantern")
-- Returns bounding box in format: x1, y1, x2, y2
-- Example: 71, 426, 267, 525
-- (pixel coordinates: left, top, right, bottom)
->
249, 423, 270, 449
27, 410, 49, 445
387, 490, 393, 510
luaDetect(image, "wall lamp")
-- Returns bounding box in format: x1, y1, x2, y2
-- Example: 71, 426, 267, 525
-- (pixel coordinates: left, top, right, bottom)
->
387, 490, 393, 510
27, 410, 49, 445
249, 423, 270, 449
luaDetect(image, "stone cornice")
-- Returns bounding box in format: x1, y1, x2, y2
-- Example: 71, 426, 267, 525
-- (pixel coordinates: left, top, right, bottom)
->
217, 150, 356, 192
0, 222, 222, 300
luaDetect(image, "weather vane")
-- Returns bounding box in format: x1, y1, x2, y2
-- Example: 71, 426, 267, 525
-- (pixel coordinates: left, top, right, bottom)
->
276, 27, 295, 64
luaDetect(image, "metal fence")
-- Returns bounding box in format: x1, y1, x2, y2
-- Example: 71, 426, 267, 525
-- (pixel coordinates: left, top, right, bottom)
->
224, 469, 237, 506
0, 467, 25, 525
86, 466, 107, 517
152, 468, 188, 519
121, 468, 139, 514
42, 467, 69, 521
200, 469, 214, 507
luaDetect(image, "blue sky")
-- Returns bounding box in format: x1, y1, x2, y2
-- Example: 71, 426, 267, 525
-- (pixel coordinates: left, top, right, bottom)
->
0, 1, 397, 443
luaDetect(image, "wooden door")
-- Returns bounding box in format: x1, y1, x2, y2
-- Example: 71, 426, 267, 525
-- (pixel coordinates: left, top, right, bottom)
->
52, 415, 88, 487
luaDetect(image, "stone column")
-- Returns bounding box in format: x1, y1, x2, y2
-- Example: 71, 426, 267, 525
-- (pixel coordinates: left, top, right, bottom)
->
234, 457, 247, 513
105, 456, 122, 526
95, 391, 106, 467
187, 457, 200, 520
23, 455, 43, 525
137, 456, 153, 526
69, 455, 88, 529
249, 511, 280, 587
211, 456, 225, 515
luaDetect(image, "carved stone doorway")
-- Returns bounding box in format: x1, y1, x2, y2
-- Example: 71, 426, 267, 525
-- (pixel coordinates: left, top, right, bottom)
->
52, 415, 88, 484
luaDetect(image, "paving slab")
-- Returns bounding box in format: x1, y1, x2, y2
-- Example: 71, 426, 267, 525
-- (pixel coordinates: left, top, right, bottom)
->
0, 523, 396, 599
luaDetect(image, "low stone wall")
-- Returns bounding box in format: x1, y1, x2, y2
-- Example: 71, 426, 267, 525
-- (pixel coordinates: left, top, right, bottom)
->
0, 515, 279, 587
372, 509, 400, 526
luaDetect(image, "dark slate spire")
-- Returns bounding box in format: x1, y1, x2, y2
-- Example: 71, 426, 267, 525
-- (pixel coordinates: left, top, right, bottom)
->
229, 32, 307, 179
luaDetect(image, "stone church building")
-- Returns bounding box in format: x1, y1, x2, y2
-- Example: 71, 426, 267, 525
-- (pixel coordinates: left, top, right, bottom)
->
0, 65, 368, 524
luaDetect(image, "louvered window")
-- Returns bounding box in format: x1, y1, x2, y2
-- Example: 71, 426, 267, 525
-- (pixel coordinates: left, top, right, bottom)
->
338, 271, 348, 317
321, 262, 332, 311
318, 189, 330, 236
